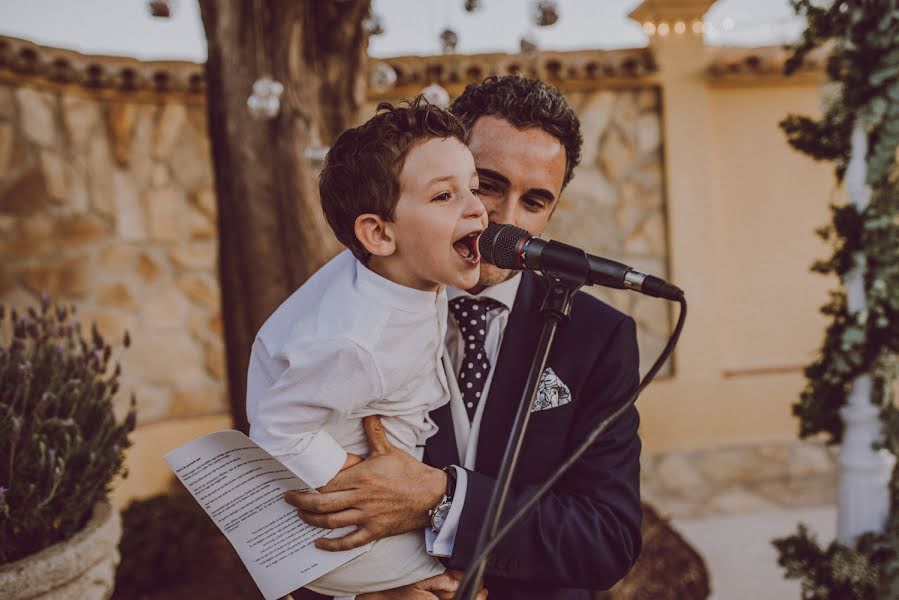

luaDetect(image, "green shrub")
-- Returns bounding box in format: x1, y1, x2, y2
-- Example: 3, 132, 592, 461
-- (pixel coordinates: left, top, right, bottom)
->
0, 296, 136, 564
113, 492, 218, 598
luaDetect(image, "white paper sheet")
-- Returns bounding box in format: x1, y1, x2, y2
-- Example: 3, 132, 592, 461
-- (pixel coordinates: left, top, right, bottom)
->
164, 429, 369, 600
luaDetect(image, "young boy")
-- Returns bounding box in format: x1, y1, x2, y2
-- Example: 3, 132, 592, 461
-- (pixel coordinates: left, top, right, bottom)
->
245, 97, 487, 596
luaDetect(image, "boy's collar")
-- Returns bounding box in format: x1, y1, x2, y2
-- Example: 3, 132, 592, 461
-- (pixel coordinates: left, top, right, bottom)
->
354, 253, 444, 313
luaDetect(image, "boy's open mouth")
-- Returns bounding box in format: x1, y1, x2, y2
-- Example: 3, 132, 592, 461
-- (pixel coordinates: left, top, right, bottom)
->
453, 231, 481, 264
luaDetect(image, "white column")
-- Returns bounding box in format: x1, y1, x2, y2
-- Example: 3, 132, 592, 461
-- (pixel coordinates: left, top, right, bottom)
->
628, 0, 719, 379
836, 122, 894, 542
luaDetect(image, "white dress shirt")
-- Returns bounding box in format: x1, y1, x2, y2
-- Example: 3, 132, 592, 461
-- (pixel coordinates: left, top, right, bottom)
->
246, 250, 450, 489
425, 273, 522, 558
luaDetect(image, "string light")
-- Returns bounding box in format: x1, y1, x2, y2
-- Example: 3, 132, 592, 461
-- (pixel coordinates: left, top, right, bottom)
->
147, 0, 173, 18
520, 31, 539, 54
363, 13, 386, 36
246, 0, 284, 120
369, 61, 398, 94
421, 83, 450, 108
440, 28, 459, 54
639, 17, 740, 38
464, 0, 482, 12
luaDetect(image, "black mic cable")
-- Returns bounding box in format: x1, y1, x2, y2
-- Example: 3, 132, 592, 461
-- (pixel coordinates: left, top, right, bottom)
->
479, 222, 684, 301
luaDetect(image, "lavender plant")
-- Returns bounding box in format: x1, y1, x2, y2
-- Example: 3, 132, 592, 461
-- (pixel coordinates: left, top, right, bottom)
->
0, 296, 136, 564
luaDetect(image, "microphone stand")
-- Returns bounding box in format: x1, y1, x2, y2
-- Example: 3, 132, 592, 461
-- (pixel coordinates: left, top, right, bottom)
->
458, 268, 586, 600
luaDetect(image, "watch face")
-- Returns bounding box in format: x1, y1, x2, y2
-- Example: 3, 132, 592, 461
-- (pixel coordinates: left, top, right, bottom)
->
432, 502, 451, 531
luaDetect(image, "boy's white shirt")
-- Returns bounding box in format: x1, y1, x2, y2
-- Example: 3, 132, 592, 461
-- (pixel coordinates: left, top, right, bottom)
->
245, 249, 520, 599
336, 275, 521, 600
247, 250, 449, 489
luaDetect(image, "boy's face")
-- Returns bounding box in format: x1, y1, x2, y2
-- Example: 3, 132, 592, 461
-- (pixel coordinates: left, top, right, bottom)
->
387, 136, 487, 292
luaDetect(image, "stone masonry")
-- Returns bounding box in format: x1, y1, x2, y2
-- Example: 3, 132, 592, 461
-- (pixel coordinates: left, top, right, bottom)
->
0, 82, 223, 424
1, 65, 671, 427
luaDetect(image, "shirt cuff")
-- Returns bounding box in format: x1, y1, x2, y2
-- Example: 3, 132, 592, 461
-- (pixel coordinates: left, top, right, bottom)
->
425, 466, 467, 558
276, 431, 347, 489
334, 596, 355, 600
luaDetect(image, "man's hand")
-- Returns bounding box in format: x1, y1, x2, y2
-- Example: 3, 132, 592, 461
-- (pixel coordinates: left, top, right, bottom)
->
284, 415, 447, 551
357, 571, 487, 600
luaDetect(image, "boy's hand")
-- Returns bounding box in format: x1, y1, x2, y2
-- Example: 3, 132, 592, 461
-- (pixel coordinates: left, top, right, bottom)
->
357, 570, 487, 599
284, 415, 447, 551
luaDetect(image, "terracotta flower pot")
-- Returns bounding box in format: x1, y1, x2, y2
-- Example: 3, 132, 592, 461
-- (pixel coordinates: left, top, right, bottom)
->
0, 501, 122, 600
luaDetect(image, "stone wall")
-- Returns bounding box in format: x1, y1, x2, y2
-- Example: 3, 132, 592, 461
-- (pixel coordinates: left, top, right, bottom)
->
0, 81, 225, 424
549, 87, 669, 371
641, 440, 837, 519
1, 54, 669, 427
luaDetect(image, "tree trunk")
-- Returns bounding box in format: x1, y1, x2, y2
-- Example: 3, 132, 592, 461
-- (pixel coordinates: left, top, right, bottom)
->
199, 0, 370, 433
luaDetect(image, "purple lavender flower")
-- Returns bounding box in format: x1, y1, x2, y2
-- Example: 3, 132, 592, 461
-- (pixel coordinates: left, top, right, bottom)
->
0, 486, 7, 504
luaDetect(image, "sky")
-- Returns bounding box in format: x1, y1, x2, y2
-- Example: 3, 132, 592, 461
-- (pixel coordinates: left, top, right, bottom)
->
0, 0, 805, 62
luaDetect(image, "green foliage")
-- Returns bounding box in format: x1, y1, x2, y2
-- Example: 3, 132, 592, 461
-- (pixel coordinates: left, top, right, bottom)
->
774, 1, 899, 597
774, 524, 889, 599
0, 296, 136, 564
114, 492, 218, 598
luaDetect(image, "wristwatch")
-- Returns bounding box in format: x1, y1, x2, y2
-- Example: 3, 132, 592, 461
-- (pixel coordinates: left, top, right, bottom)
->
428, 466, 457, 533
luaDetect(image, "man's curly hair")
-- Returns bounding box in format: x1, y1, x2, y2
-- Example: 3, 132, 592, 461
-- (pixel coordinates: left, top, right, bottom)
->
320, 96, 467, 262
450, 75, 582, 188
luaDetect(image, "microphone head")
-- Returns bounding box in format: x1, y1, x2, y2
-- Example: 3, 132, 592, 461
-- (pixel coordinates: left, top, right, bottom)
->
478, 222, 530, 269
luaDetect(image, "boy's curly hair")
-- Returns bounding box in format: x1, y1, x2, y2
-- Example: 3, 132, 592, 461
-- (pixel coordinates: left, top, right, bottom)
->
320, 96, 467, 262
450, 75, 582, 188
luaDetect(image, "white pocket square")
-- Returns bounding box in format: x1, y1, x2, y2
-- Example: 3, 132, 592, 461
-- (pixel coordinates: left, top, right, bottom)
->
532, 367, 571, 412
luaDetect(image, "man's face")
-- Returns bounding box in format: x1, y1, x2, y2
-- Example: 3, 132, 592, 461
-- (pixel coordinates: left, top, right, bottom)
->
466, 116, 568, 291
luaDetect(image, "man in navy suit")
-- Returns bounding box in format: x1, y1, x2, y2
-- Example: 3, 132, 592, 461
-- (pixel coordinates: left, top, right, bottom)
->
287, 76, 642, 600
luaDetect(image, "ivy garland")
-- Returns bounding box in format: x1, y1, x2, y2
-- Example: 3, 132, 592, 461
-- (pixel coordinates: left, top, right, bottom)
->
772, 1, 899, 598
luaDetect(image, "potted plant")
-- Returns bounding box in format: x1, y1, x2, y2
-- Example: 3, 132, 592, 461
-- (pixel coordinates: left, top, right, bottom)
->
0, 296, 136, 599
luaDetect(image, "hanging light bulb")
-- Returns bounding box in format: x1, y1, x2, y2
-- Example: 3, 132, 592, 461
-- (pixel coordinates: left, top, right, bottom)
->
520, 32, 539, 55
363, 13, 386, 36
421, 83, 450, 108
304, 146, 330, 168
247, 76, 284, 120
464, 0, 482, 12
148, 0, 173, 18
369, 62, 398, 94
532, 1, 559, 27
440, 28, 460, 54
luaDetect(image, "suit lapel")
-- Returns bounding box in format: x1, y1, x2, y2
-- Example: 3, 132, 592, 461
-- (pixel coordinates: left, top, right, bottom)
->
475, 272, 546, 475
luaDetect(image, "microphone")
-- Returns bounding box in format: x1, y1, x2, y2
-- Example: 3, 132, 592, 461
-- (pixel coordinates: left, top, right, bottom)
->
478, 222, 684, 300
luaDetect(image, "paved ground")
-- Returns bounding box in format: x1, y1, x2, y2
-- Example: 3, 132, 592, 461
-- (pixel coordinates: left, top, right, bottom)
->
639, 440, 842, 599
673, 506, 836, 599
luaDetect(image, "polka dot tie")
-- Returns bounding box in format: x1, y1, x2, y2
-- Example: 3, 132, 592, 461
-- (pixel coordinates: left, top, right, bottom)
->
449, 296, 502, 422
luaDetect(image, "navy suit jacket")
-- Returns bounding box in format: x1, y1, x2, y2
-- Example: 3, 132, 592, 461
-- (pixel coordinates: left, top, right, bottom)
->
295, 271, 642, 600
424, 271, 642, 600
